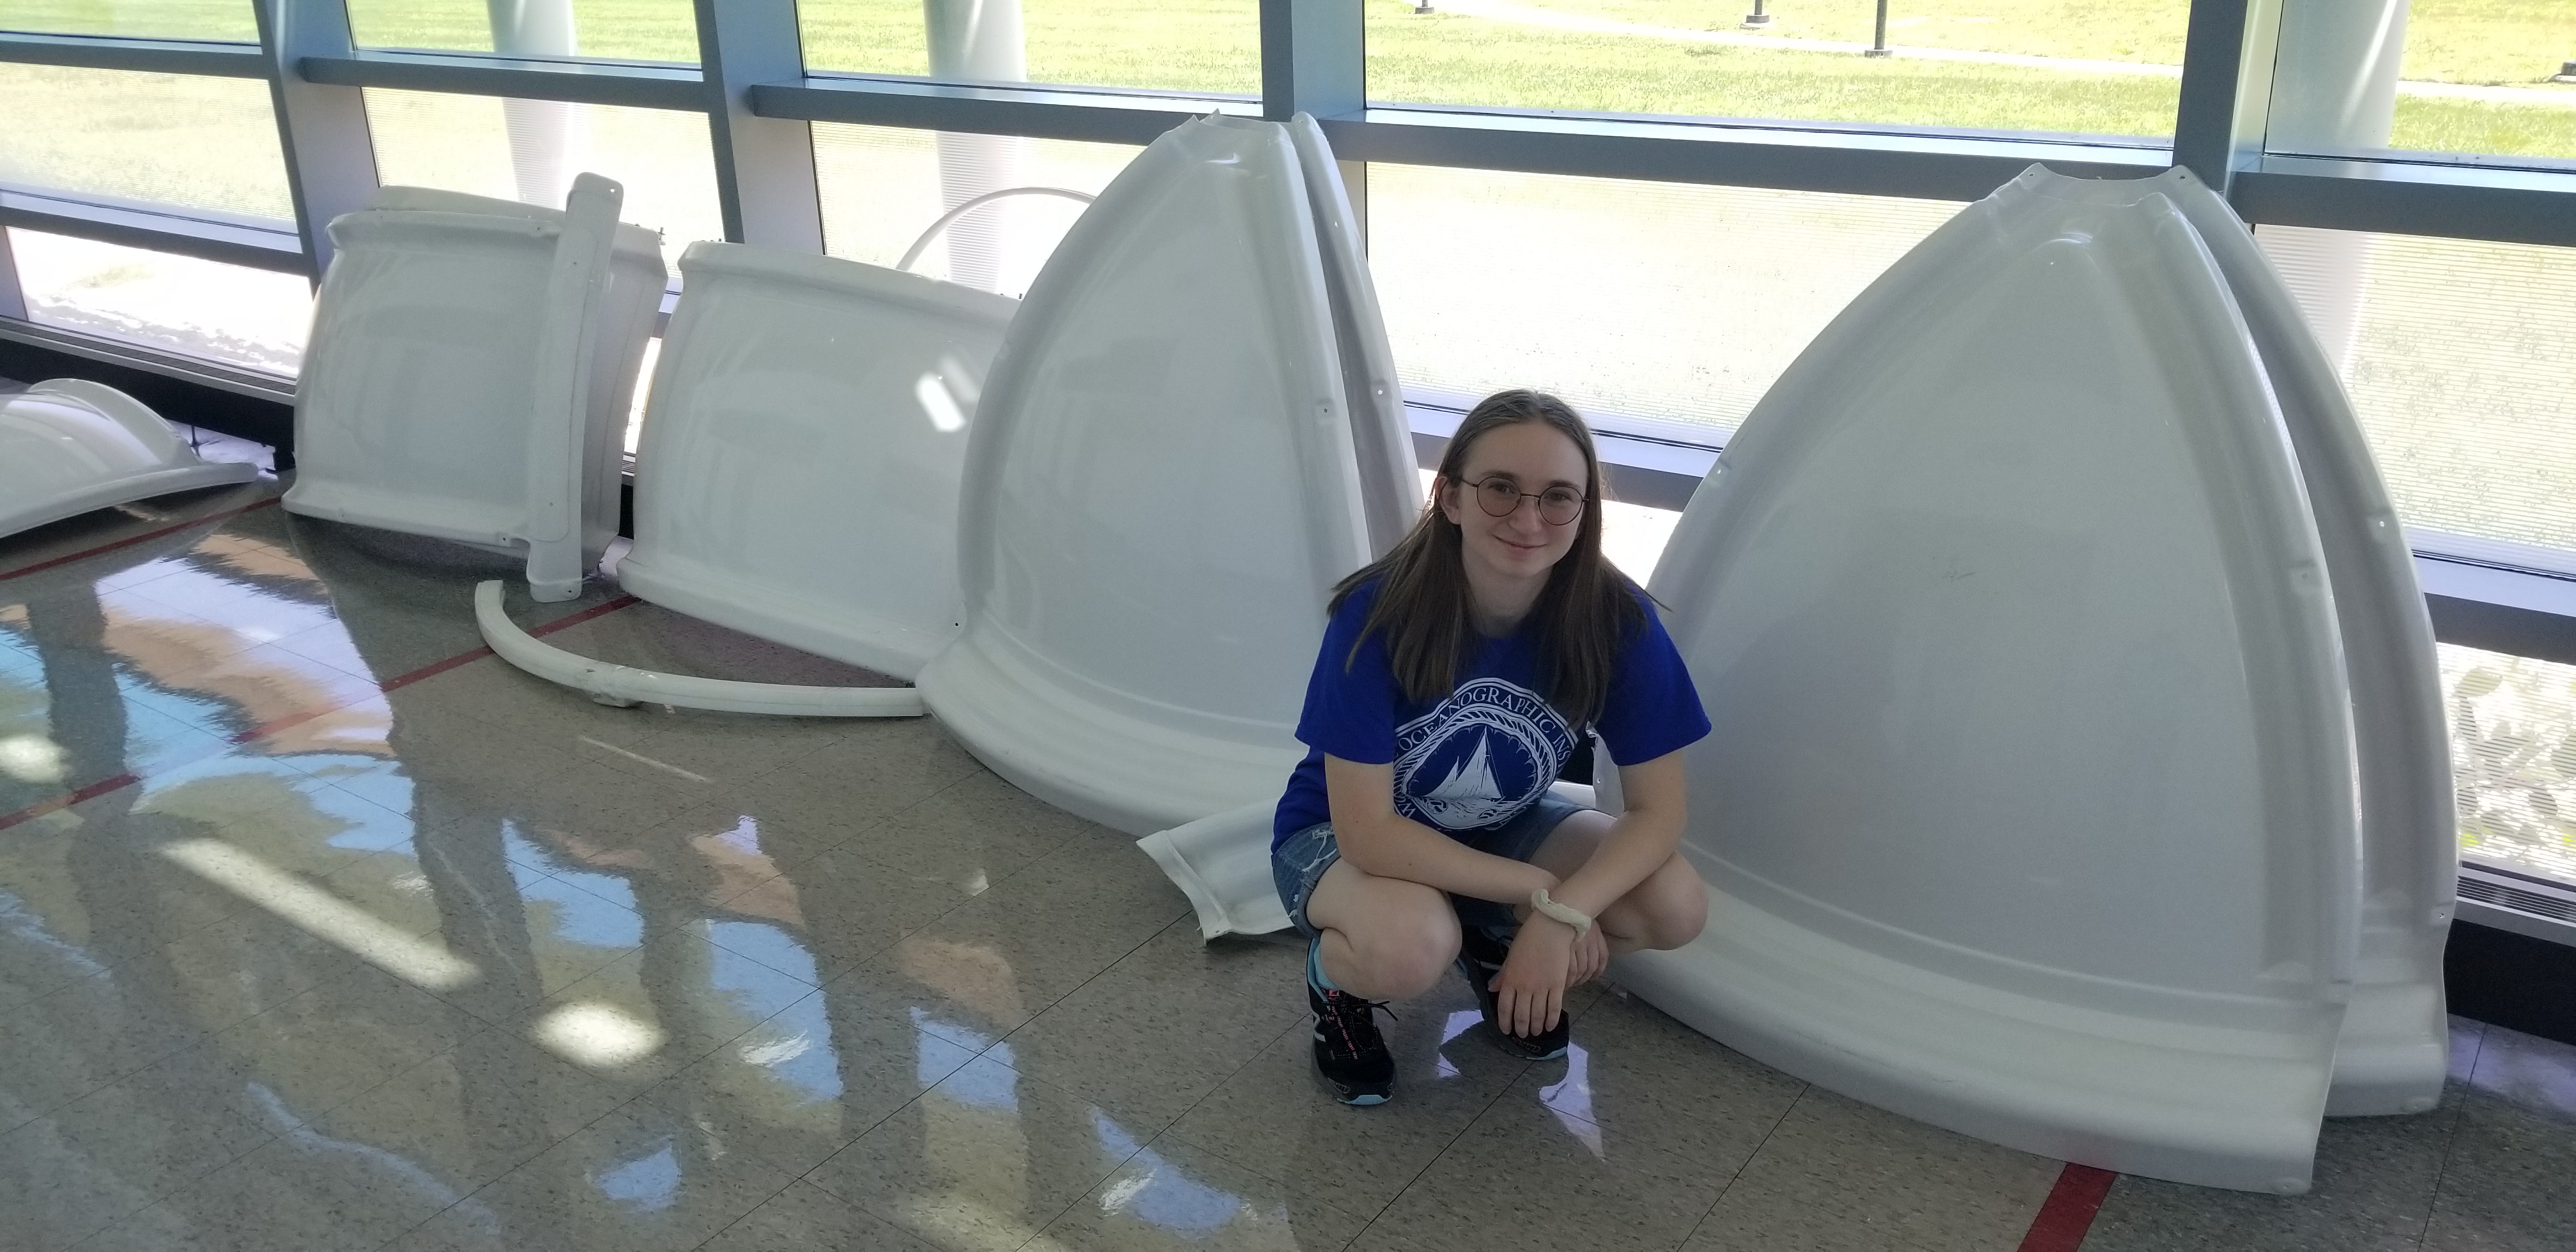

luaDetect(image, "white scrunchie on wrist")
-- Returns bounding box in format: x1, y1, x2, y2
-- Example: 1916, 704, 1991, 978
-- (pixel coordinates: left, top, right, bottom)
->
1529, 888, 1593, 939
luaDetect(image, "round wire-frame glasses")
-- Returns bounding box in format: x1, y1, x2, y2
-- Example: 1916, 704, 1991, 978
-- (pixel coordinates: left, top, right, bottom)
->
1466, 475, 1588, 526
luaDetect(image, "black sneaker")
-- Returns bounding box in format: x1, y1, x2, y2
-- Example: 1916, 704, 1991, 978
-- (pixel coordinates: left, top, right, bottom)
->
1309, 984, 1395, 1106
1457, 925, 1572, 1060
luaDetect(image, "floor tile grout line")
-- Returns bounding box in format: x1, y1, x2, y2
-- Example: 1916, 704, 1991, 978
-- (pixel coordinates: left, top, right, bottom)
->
82, 967, 550, 1248
2418, 1022, 2491, 1246
1673, 1078, 1812, 1249
362, 1092, 668, 1252
0, 496, 281, 584
1354, 1048, 1542, 1239
1138, 1009, 1360, 1216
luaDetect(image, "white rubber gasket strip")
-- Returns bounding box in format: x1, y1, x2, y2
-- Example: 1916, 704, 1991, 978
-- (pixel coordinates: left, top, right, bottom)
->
473, 580, 924, 717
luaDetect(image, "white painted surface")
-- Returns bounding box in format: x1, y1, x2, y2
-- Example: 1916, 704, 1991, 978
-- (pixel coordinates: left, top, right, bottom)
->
2154, 169, 2454, 1119
284, 180, 665, 600
1289, 114, 1419, 556
0, 378, 257, 540
1623, 165, 2363, 1194
615, 241, 1015, 680
918, 115, 1377, 837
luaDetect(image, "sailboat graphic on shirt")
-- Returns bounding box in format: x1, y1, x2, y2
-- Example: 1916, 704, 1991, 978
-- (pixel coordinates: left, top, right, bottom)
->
1415, 731, 1519, 828
1392, 678, 1575, 831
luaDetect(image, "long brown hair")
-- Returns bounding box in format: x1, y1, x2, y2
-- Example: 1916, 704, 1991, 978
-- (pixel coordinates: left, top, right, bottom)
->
1330, 389, 1644, 724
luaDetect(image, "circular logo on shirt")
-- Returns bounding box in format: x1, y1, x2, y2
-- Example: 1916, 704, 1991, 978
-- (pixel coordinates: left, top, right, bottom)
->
1392, 678, 1577, 831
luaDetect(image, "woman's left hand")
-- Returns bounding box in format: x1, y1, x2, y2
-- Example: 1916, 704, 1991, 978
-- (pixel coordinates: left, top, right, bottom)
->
1492, 919, 1575, 1037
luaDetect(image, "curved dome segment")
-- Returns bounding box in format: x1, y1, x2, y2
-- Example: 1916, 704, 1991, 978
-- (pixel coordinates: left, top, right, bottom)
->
1288, 113, 1418, 556
1623, 167, 2361, 1193
2154, 171, 2455, 1119
921, 115, 1374, 836
284, 179, 666, 601
616, 243, 1017, 680
0, 379, 259, 540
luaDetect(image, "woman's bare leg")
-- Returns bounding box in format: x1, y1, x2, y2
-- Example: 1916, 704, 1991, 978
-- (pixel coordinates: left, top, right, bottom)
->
1525, 809, 1709, 958
1304, 857, 1462, 1002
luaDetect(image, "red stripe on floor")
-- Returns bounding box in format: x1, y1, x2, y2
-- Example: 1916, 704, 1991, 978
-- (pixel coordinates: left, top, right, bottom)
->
2016, 1163, 2117, 1252
0, 593, 640, 831
0, 498, 281, 583
369, 593, 639, 694
0, 772, 141, 834
525, 594, 640, 640
373, 646, 495, 693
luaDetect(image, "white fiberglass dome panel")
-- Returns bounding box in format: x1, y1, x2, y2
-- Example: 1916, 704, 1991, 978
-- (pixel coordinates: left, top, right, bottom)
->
1623, 167, 2361, 1193
285, 181, 664, 599
616, 243, 1015, 680
919, 115, 1374, 837
0, 379, 257, 540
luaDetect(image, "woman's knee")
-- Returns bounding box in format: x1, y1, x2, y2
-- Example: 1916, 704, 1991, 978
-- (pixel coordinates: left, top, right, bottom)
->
1614, 857, 1708, 951
1349, 892, 1460, 995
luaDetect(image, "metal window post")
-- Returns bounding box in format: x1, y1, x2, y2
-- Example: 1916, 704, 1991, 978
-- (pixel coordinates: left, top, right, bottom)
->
1262, 0, 1370, 241
1262, 0, 1365, 123
695, 0, 825, 250
2171, 0, 2282, 192
255, 0, 382, 280
0, 227, 27, 321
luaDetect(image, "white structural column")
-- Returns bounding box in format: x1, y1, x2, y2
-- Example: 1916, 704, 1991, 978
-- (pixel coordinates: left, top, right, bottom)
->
926, 0, 1027, 290
2259, 0, 2409, 371
487, 0, 589, 208
259, 0, 382, 278
696, 0, 825, 250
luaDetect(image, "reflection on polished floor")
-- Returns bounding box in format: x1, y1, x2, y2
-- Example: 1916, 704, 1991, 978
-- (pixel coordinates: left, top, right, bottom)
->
3, 462, 2574, 1252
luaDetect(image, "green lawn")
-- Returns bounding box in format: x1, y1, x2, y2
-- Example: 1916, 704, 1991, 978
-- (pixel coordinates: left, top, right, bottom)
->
7, 0, 2569, 154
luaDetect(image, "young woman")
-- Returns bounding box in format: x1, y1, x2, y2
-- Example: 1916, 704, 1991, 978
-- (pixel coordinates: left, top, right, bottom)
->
1271, 388, 1712, 1106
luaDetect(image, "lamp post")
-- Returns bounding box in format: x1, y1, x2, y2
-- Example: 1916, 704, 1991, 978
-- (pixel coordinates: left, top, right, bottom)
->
1865, 0, 1891, 56
1743, 0, 1772, 29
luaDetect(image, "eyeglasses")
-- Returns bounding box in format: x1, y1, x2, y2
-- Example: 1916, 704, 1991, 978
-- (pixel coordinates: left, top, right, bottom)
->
1463, 475, 1587, 526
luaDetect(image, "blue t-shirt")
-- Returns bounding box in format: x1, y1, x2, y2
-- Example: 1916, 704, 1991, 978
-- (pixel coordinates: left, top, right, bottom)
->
1273, 577, 1711, 847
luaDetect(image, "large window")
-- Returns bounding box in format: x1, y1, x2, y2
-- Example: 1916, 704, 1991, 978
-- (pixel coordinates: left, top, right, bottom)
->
1370, 164, 1959, 434
812, 123, 1138, 298
2444, 644, 2576, 883
8, 229, 311, 374
344, 0, 701, 64
797, 0, 1262, 96
364, 89, 724, 257
2269, 0, 2575, 164
1, 0, 257, 42
0, 63, 293, 223
1367, 0, 2186, 140
2258, 226, 2576, 556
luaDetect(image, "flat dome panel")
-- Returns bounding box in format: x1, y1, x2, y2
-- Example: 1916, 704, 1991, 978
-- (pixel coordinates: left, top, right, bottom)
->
617, 243, 1016, 680
1621, 167, 2361, 1193
919, 116, 1375, 836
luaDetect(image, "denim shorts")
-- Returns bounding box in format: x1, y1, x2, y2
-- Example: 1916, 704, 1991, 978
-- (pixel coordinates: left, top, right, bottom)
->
1271, 794, 1587, 939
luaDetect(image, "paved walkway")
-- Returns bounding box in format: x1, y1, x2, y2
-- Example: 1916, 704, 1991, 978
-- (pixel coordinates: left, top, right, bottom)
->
1432, 0, 2576, 107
